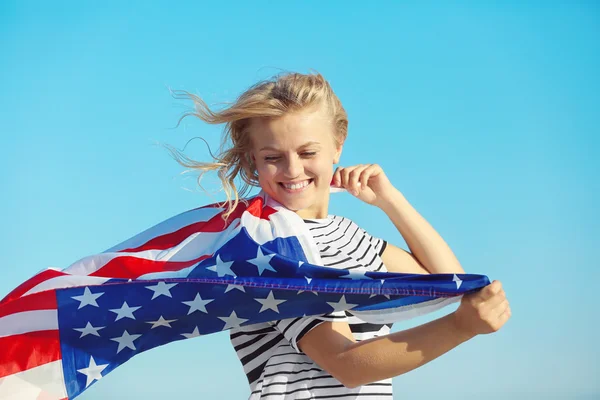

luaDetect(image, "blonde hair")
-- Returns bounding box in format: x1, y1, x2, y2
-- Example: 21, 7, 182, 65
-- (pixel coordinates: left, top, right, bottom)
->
166, 71, 348, 220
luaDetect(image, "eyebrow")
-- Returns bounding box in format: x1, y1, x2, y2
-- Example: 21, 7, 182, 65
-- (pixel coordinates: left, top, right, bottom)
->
259, 141, 321, 152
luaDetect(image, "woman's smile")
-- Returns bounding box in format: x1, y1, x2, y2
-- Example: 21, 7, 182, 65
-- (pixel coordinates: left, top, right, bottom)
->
278, 178, 314, 193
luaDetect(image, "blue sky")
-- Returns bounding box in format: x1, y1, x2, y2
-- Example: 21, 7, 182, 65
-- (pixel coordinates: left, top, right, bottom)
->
1, 1, 598, 399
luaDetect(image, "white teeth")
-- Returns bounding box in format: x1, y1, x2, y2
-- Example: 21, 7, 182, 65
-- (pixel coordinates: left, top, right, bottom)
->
283, 180, 310, 190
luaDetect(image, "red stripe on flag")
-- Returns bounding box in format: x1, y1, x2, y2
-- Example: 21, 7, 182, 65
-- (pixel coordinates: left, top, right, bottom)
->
0, 330, 61, 379
89, 253, 212, 279
0, 291, 57, 319
120, 197, 271, 253
120, 207, 243, 254
0, 269, 66, 306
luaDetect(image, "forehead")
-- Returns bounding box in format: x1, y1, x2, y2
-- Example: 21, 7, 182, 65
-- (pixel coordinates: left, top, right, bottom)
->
248, 108, 335, 148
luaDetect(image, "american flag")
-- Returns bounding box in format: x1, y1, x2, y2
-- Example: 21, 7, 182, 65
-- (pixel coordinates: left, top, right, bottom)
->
0, 192, 489, 399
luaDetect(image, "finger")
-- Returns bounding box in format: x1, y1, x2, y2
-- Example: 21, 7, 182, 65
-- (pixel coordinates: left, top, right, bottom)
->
482, 280, 503, 299
349, 165, 369, 194
490, 298, 509, 316
333, 167, 343, 187
497, 304, 512, 327
359, 164, 377, 189
341, 166, 356, 189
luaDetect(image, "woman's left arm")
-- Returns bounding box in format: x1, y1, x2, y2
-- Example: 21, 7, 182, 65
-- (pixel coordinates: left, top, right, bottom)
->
334, 163, 465, 275
377, 187, 465, 275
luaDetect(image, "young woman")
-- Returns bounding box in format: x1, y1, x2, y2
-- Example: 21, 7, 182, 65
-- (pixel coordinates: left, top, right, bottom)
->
171, 72, 511, 399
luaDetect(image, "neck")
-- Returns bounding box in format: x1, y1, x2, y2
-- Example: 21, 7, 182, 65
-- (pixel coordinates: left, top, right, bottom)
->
294, 195, 329, 219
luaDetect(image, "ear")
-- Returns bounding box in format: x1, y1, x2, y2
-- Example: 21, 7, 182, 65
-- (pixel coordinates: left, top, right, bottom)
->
333, 144, 343, 164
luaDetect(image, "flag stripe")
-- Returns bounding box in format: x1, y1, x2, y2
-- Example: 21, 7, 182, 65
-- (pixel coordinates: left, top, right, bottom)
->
0, 291, 57, 319
103, 206, 224, 253
0, 359, 66, 399
117, 202, 261, 253
0, 331, 61, 379
0, 270, 66, 305
0, 310, 59, 338
88, 253, 212, 279
22, 276, 110, 297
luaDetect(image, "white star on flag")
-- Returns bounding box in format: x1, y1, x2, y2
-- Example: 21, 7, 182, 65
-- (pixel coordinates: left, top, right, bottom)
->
181, 326, 202, 339
298, 275, 317, 294
109, 301, 141, 321
146, 316, 177, 329
110, 330, 142, 353
326, 295, 359, 312
340, 270, 372, 280
224, 284, 246, 293
72, 287, 104, 309
218, 311, 248, 330
73, 322, 105, 338
297, 289, 319, 295
246, 247, 277, 275
254, 291, 287, 313
207, 254, 236, 277
182, 293, 214, 314
453, 274, 463, 289
369, 293, 391, 299
77, 356, 109, 388
145, 282, 177, 299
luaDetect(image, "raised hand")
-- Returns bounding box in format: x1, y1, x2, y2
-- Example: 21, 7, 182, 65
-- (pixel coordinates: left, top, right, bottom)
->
332, 164, 395, 207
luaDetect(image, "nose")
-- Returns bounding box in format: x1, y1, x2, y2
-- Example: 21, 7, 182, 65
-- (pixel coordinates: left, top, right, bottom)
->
282, 155, 303, 179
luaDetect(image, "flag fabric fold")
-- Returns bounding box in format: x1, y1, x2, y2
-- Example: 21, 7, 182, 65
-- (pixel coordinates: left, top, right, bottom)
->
0, 191, 490, 400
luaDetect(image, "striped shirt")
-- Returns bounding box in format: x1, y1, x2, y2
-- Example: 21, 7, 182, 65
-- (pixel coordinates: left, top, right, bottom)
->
230, 215, 394, 399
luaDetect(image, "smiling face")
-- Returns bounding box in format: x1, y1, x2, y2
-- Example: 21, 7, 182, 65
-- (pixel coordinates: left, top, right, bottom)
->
248, 106, 343, 219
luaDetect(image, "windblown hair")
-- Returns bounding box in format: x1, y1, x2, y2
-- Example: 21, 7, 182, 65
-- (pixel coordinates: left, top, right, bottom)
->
166, 71, 348, 220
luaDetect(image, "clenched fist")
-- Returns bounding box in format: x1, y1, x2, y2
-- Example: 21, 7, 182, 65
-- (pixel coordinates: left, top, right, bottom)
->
454, 280, 511, 338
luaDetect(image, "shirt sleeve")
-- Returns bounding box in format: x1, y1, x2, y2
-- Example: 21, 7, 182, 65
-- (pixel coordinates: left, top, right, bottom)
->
360, 227, 388, 257
269, 311, 349, 354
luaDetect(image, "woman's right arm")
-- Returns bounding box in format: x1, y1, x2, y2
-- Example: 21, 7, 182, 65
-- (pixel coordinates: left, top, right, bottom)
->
298, 280, 511, 388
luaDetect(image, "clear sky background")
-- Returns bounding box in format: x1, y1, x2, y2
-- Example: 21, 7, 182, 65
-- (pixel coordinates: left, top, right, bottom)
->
1, 1, 598, 399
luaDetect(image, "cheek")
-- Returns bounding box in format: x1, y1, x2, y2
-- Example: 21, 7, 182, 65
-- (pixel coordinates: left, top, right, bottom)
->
314, 159, 334, 179
256, 164, 277, 184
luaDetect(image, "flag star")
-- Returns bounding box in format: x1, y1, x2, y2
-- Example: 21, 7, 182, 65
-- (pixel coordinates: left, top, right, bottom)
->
146, 282, 177, 299
207, 254, 236, 278
297, 289, 319, 295
109, 301, 141, 321
74, 322, 105, 338
182, 293, 214, 314
110, 330, 142, 353
224, 284, 246, 293
71, 287, 104, 309
218, 311, 249, 330
181, 326, 202, 339
246, 247, 277, 275
453, 274, 463, 289
369, 293, 391, 299
298, 261, 305, 267
326, 295, 359, 312
305, 276, 312, 284
146, 316, 177, 329
77, 356, 109, 388
254, 291, 287, 313
340, 270, 372, 280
